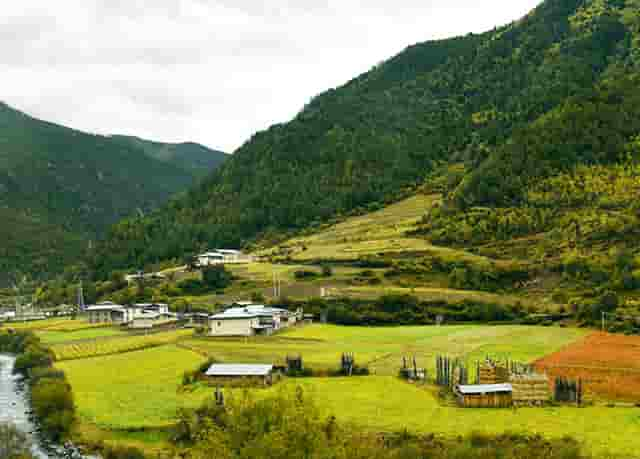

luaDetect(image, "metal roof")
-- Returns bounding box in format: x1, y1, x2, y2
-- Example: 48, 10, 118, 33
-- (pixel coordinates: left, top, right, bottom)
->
211, 305, 287, 320
458, 384, 513, 394
205, 364, 273, 377
86, 305, 125, 312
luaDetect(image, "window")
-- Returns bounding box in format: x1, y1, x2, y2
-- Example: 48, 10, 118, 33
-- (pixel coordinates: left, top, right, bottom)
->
218, 322, 222, 327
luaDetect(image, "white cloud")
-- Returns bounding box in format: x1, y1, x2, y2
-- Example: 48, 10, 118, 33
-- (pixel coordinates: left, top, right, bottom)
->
1, 1, 542, 152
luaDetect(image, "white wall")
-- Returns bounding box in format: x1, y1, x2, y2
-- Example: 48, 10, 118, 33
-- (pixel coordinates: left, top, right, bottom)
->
210, 318, 258, 336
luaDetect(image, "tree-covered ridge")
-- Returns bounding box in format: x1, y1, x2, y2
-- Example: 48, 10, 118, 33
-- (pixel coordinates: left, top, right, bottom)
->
92, 0, 639, 277
110, 135, 227, 178
0, 103, 221, 283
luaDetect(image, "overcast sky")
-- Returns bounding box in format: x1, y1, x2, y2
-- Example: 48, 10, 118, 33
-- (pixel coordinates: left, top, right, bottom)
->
2, 1, 542, 153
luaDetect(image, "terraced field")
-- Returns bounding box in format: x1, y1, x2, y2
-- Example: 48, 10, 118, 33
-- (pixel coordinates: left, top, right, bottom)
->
51, 329, 194, 361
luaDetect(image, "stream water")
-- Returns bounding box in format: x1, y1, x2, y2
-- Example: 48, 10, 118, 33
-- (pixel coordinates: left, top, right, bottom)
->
0, 354, 92, 459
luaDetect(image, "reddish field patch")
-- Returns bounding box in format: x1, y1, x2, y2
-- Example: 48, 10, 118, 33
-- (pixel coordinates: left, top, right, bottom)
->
535, 332, 640, 401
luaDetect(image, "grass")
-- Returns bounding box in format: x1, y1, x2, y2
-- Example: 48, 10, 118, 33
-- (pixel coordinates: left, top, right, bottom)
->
256, 194, 441, 262
51, 329, 194, 361
273, 377, 640, 457
57, 345, 208, 429
183, 325, 587, 375
59, 325, 638, 456
35, 327, 126, 344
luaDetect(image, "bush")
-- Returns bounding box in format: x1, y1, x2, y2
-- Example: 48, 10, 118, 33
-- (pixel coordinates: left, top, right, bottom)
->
321, 265, 333, 277
202, 265, 233, 290
0, 423, 34, 459
294, 270, 319, 280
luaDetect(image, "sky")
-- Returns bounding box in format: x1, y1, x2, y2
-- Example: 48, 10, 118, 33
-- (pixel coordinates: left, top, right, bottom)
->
1, 1, 542, 153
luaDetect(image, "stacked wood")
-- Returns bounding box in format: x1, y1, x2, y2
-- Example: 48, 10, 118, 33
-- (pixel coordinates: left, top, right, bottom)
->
510, 373, 550, 406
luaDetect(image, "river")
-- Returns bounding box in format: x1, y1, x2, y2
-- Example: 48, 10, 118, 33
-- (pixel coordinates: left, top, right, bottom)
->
0, 354, 93, 459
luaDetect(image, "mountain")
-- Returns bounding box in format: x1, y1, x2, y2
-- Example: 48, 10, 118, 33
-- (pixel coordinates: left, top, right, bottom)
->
110, 135, 227, 178
92, 0, 640, 277
0, 103, 226, 283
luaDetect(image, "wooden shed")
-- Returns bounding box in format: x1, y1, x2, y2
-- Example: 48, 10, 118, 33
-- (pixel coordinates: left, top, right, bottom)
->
456, 384, 513, 408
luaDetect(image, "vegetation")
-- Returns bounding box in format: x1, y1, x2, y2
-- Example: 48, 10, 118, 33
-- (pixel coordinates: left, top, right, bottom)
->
51, 329, 193, 361
91, 0, 640, 279
171, 390, 590, 459
0, 423, 34, 459
0, 103, 226, 284
0, 330, 75, 440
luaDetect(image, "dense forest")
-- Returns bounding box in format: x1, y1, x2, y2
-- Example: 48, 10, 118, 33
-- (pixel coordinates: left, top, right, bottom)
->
0, 104, 226, 284
91, 0, 640, 278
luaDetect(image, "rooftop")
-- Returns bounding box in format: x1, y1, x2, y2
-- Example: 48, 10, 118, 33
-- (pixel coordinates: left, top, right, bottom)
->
211, 304, 288, 320
458, 384, 513, 395
205, 364, 273, 377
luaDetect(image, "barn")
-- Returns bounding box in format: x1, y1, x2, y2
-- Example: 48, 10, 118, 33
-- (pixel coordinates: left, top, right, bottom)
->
456, 383, 513, 408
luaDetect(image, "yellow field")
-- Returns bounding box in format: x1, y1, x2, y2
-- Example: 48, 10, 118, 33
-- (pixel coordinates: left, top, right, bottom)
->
51, 329, 193, 360
58, 345, 207, 428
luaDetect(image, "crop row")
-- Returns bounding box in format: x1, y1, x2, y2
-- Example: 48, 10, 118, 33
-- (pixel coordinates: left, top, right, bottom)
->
52, 329, 194, 361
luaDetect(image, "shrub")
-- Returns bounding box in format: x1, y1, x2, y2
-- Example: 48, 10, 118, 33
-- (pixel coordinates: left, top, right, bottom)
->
0, 423, 34, 459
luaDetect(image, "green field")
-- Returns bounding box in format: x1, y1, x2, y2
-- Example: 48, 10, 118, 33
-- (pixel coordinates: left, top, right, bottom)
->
184, 324, 587, 375
57, 324, 640, 457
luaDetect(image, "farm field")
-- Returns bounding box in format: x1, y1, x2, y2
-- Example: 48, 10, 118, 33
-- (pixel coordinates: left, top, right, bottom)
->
60, 345, 640, 457
536, 332, 640, 401
35, 327, 126, 344
0, 318, 77, 330
51, 329, 193, 360
57, 345, 208, 428
184, 325, 588, 375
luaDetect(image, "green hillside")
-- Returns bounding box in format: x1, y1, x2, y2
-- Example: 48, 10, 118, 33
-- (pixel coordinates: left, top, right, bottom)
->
110, 135, 227, 178
0, 103, 224, 283
92, 0, 640, 277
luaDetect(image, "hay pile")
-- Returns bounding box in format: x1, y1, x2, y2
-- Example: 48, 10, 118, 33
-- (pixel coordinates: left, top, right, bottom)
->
510, 373, 550, 406
478, 361, 510, 384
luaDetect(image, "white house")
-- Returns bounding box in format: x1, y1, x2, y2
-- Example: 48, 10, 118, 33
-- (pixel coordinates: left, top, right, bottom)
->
209, 304, 303, 337
86, 302, 170, 325
197, 249, 253, 267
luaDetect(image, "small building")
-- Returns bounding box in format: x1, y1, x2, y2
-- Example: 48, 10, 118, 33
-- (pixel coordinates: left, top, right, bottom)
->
209, 304, 302, 336
204, 364, 276, 386
86, 302, 167, 324
129, 312, 177, 329
125, 272, 166, 285
456, 383, 513, 408
197, 249, 253, 267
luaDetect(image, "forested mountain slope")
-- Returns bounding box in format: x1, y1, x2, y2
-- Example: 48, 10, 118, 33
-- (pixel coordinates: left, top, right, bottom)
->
92, 0, 640, 277
0, 103, 223, 283
110, 135, 227, 178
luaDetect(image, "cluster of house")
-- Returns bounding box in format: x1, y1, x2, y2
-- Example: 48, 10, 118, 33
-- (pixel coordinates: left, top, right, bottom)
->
84, 300, 309, 335
85, 302, 176, 329
196, 249, 254, 267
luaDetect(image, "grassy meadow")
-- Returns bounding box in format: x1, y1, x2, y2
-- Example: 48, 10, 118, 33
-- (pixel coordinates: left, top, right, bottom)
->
183, 324, 587, 375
